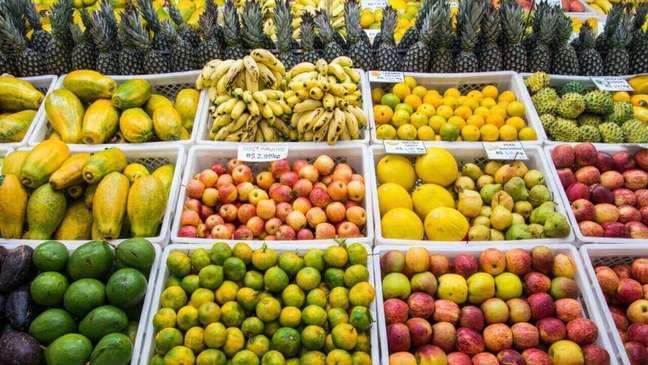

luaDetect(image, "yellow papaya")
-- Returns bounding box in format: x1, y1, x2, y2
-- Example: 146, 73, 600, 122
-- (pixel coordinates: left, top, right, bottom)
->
67, 184, 85, 199
0, 75, 44, 111
152, 105, 183, 141
631, 94, 648, 107
49, 131, 62, 140
91, 221, 101, 240
151, 164, 174, 201
634, 106, 648, 123
83, 147, 128, 184
123, 163, 150, 182
175, 88, 199, 130
82, 99, 120, 144
629, 76, 648, 94
49, 152, 92, 190
84, 183, 98, 208
127, 175, 165, 237
2, 151, 29, 177
146, 94, 174, 115
54, 200, 93, 240
24, 183, 67, 240
0, 110, 37, 142
119, 108, 154, 143
21, 139, 70, 188
93, 172, 130, 239
0, 174, 28, 238
63, 70, 117, 102
112, 79, 152, 109
180, 127, 190, 140
45, 88, 85, 143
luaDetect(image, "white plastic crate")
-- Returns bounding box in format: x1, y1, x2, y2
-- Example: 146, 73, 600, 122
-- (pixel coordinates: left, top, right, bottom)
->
139, 242, 380, 365
28, 71, 207, 147
373, 244, 619, 365
170, 144, 373, 245
1, 144, 185, 246
0, 240, 162, 365
0, 75, 57, 148
364, 71, 544, 146
195, 69, 371, 146
370, 144, 576, 246
544, 143, 648, 244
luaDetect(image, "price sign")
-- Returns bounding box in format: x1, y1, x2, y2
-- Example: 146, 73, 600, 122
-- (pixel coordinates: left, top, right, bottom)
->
591, 77, 634, 92
368, 70, 404, 83
237, 145, 288, 162
361, 0, 387, 10
383, 140, 426, 155
365, 29, 380, 44
483, 142, 529, 161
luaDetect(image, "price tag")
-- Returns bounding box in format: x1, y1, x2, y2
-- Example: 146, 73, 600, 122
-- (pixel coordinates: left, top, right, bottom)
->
483, 142, 529, 161
361, 0, 387, 10
368, 70, 404, 83
591, 77, 634, 92
237, 145, 288, 162
383, 140, 426, 155
365, 29, 380, 44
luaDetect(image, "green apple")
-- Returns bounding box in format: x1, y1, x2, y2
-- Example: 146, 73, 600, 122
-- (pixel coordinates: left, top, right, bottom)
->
548, 340, 584, 365
437, 273, 468, 304
467, 272, 495, 305
494, 272, 523, 300
382, 273, 411, 300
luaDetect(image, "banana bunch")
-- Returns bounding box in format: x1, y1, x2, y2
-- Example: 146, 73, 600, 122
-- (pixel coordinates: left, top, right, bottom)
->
584, 0, 613, 14
286, 57, 368, 144
261, 0, 277, 40
291, 0, 345, 40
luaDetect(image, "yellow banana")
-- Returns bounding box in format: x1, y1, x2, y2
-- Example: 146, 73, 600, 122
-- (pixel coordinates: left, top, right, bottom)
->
343, 67, 361, 83
329, 83, 347, 97
288, 62, 317, 80
294, 99, 322, 113
286, 95, 300, 107
242, 91, 254, 104
257, 63, 278, 87
262, 90, 283, 100
216, 98, 238, 115
347, 105, 368, 127
253, 91, 268, 105
261, 103, 274, 119
212, 115, 232, 129
214, 94, 233, 105
245, 70, 259, 93
309, 87, 324, 100
267, 100, 284, 116
278, 100, 291, 114
328, 63, 348, 82
250, 49, 285, 74
323, 93, 336, 111
230, 100, 247, 120
343, 110, 360, 139
248, 99, 261, 116
331, 56, 353, 68
316, 59, 328, 75
243, 56, 259, 78
209, 59, 235, 83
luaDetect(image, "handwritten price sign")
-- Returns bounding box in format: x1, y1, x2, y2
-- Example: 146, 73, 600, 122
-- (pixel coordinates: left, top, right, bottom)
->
237, 145, 289, 162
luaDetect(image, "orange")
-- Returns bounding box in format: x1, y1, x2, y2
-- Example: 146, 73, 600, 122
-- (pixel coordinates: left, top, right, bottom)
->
417, 104, 436, 117
410, 112, 428, 129
428, 115, 446, 132
518, 127, 537, 140
482, 85, 499, 99
486, 113, 504, 127
412, 86, 428, 98
392, 83, 411, 100
454, 105, 472, 120
490, 106, 508, 119
461, 125, 481, 141
499, 125, 518, 141
462, 97, 480, 110
373, 105, 393, 124
498, 90, 516, 103
417, 126, 435, 140
480, 124, 499, 141
372, 88, 385, 104
392, 109, 410, 127
506, 101, 525, 117
474, 106, 490, 118
436, 105, 454, 119
404, 76, 417, 90
466, 90, 483, 100
467, 115, 485, 128
404, 94, 422, 110
481, 97, 496, 108
506, 116, 526, 130
447, 116, 466, 130
442, 96, 458, 108
443, 88, 461, 98
360, 11, 374, 28
423, 92, 442, 107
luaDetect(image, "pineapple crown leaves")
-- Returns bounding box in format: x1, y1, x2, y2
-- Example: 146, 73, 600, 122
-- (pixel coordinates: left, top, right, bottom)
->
535, 7, 555, 45
120, 5, 153, 52
0, 0, 25, 36
274, 0, 293, 51
553, 13, 573, 46
578, 23, 596, 48
79, 9, 94, 33
164, 0, 184, 26
379, 5, 398, 47
99, 0, 118, 35
117, 4, 140, 48
344, 0, 363, 42
300, 11, 316, 50
610, 12, 634, 49
633, 4, 648, 33
198, 0, 219, 38
434, 5, 454, 49
90, 8, 118, 50
49, 0, 73, 43
240, 0, 266, 49
500, 0, 525, 44
314, 9, 336, 42
457, 0, 485, 51
69, 22, 85, 44
0, 11, 27, 51
480, 3, 500, 44
160, 19, 181, 44
21, 0, 43, 30
138, 0, 161, 32
601, 3, 626, 40
222, 0, 241, 46
417, 5, 439, 46
412, 0, 433, 30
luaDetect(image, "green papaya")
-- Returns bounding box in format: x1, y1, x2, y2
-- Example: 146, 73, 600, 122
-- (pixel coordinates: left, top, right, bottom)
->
123, 163, 150, 182
0, 110, 37, 142
45, 88, 85, 143
49, 153, 92, 190
24, 183, 67, 240
0, 174, 28, 238
127, 175, 165, 237
112, 79, 152, 109
62, 70, 117, 102
21, 139, 70, 188
119, 108, 153, 143
83, 148, 128, 184
152, 105, 183, 141
2, 150, 29, 177
175, 88, 199, 130
84, 183, 98, 208
151, 164, 174, 201
89, 333, 133, 365
93, 172, 130, 239
82, 99, 120, 144
54, 201, 93, 240
145, 94, 174, 115
0, 75, 44, 111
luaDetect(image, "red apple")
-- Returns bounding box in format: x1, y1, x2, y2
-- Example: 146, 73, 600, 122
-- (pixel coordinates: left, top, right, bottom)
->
431, 321, 456, 352
571, 199, 595, 222
582, 344, 611, 365
579, 221, 604, 237
567, 182, 590, 203
615, 188, 638, 207
590, 184, 614, 205
387, 323, 411, 353
566, 318, 598, 345
603, 222, 627, 237
618, 277, 644, 304
456, 327, 485, 356
459, 305, 485, 332
483, 323, 513, 352
601, 170, 625, 190
626, 221, 648, 238
537, 317, 566, 344
551, 145, 575, 168
555, 298, 583, 322
625, 169, 648, 191
454, 254, 479, 278
232, 226, 253, 240
408, 292, 435, 319
511, 322, 539, 350
596, 151, 615, 172
619, 205, 642, 223
472, 352, 499, 365
614, 151, 637, 172
574, 143, 598, 166
633, 258, 648, 284
407, 317, 433, 347
624, 341, 648, 365
527, 293, 555, 320
270, 159, 290, 178
505, 249, 532, 276
594, 203, 620, 224
384, 298, 409, 324
558, 168, 577, 189
575, 165, 600, 185
634, 149, 648, 170
524, 272, 551, 295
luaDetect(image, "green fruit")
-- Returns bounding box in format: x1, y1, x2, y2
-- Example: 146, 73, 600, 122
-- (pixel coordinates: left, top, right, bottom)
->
246, 334, 270, 357
264, 266, 289, 293
343, 265, 370, 287
256, 296, 282, 322
64, 278, 106, 317
303, 249, 325, 271
281, 284, 305, 308
153, 308, 177, 331
306, 289, 327, 307
224, 257, 247, 281
301, 351, 326, 365
329, 287, 350, 309
467, 272, 495, 305
197, 349, 227, 365
346, 243, 368, 265
302, 305, 327, 326
324, 245, 348, 268
32, 240, 68, 271
190, 248, 211, 271
349, 306, 372, 331
199, 265, 224, 289
242, 317, 265, 337
232, 349, 259, 365
221, 301, 246, 327
324, 268, 345, 288
115, 238, 156, 272
331, 323, 358, 351
301, 325, 326, 350
244, 271, 265, 290
106, 268, 147, 308
163, 345, 195, 365
295, 267, 321, 291
167, 252, 191, 277
437, 273, 468, 304
29, 308, 77, 344
261, 350, 286, 365
46, 334, 93, 365
89, 333, 133, 365
495, 272, 523, 300
381, 273, 411, 300
204, 322, 227, 349
181, 275, 200, 294
278, 252, 304, 276
233, 242, 253, 264
237, 287, 260, 312
252, 246, 278, 271
271, 327, 301, 357
210, 242, 232, 265
67, 240, 114, 280
327, 308, 349, 328
30, 271, 69, 306
79, 305, 129, 342
176, 305, 199, 330
155, 328, 183, 355
198, 302, 221, 326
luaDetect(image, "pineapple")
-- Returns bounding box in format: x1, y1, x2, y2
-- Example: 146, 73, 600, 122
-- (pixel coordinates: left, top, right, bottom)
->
222, 0, 247, 59
500, 0, 527, 73
299, 12, 321, 64
274, 0, 298, 69
0, 12, 48, 76
551, 13, 579, 75
402, 7, 436, 73
123, 6, 173, 74
138, 0, 170, 52
167, 1, 201, 49
430, 4, 454, 73
23, 0, 51, 53
397, 0, 432, 51
528, 6, 555, 73
375, 6, 401, 72
197, 0, 223, 66
455, 0, 484, 73
596, 4, 624, 60
577, 24, 604, 77
71, 10, 97, 71
630, 5, 648, 75
315, 10, 344, 62
605, 13, 632, 76
117, 5, 145, 75
47, 0, 74, 75
479, 3, 502, 72
91, 5, 120, 75
162, 21, 198, 72
241, 0, 273, 50
345, 0, 373, 71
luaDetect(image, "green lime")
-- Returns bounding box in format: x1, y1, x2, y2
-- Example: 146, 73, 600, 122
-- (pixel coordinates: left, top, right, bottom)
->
247, 334, 270, 357
215, 280, 239, 304
190, 288, 215, 308
279, 306, 301, 328
198, 302, 221, 326
271, 327, 301, 358
346, 243, 368, 265
349, 306, 372, 331
209, 242, 232, 265
440, 123, 460, 141
31, 271, 69, 306
324, 245, 348, 268
165, 276, 181, 288
167, 251, 191, 277
264, 266, 289, 293
155, 328, 183, 355
176, 305, 199, 330
242, 316, 265, 337
153, 308, 177, 331
303, 249, 325, 271
301, 325, 326, 350
306, 288, 327, 307
344, 265, 370, 287
232, 349, 259, 365
233, 242, 253, 264
237, 287, 260, 312
160, 286, 187, 311
256, 296, 281, 322
302, 305, 327, 326
329, 287, 349, 309
221, 301, 246, 327
261, 350, 286, 365
33, 241, 68, 271
199, 265, 224, 290
252, 246, 278, 271
204, 322, 227, 348
197, 349, 227, 365
181, 275, 200, 294
327, 308, 349, 328
281, 284, 305, 308
324, 268, 345, 288
190, 248, 211, 271
224, 257, 247, 281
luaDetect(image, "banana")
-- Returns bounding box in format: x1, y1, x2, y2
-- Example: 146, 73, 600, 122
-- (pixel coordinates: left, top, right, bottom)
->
295, 88, 309, 100
250, 49, 286, 74
267, 100, 284, 116
316, 59, 328, 75
343, 67, 361, 83
214, 123, 235, 140
196, 74, 205, 89
245, 70, 259, 92
328, 63, 348, 82
347, 105, 368, 127
257, 63, 278, 87
297, 108, 323, 134
342, 82, 358, 93
216, 59, 244, 94
262, 90, 283, 100
230, 100, 247, 120
261, 103, 274, 119
209, 59, 236, 83
305, 78, 323, 91
331, 56, 353, 68
327, 115, 341, 145
312, 109, 331, 131
323, 93, 336, 111
216, 98, 238, 115
309, 87, 324, 100
242, 91, 254, 104
231, 113, 251, 131
286, 95, 300, 107
248, 99, 261, 116
293, 99, 322, 113
278, 100, 292, 114
291, 71, 319, 84
343, 110, 360, 139
212, 115, 232, 129
288, 62, 317, 80
253, 91, 268, 105
243, 56, 260, 79
329, 83, 347, 97
271, 117, 293, 137
260, 120, 276, 141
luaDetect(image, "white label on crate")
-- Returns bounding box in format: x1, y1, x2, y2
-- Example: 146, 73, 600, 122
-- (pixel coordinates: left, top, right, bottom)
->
383, 140, 426, 155
591, 77, 634, 91
368, 70, 404, 83
483, 142, 529, 161
449, 1, 458, 8
361, 0, 386, 10
237, 145, 288, 162
365, 29, 380, 43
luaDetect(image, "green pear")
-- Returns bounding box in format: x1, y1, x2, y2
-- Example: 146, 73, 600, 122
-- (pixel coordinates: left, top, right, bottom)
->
524, 170, 545, 188
544, 212, 570, 238
511, 161, 529, 177
480, 206, 492, 217
491, 191, 514, 211
458, 190, 483, 218
472, 216, 491, 227
467, 272, 495, 304
511, 213, 525, 225
490, 229, 505, 240
462, 163, 482, 181
468, 225, 490, 241
514, 201, 533, 218
480, 183, 502, 203
530, 202, 556, 225
437, 273, 468, 304
528, 223, 544, 238
529, 185, 552, 207
477, 175, 494, 189
382, 273, 411, 299
490, 205, 513, 231
504, 176, 529, 202
505, 223, 532, 240
454, 176, 476, 193
495, 272, 523, 300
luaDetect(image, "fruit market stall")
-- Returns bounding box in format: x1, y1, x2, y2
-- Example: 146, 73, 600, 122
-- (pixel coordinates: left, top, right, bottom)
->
374, 244, 619, 365
141, 241, 379, 365
0, 239, 161, 365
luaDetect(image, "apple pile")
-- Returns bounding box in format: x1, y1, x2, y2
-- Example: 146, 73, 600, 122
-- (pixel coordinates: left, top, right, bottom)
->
593, 258, 648, 364
381, 246, 611, 365
551, 143, 648, 239
177, 156, 367, 240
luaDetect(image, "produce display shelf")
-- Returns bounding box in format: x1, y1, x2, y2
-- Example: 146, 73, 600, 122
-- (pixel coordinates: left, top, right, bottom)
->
28, 71, 207, 147
170, 144, 374, 245
580, 243, 646, 365
364, 71, 544, 146
1, 144, 186, 246
0, 240, 163, 365
139, 242, 380, 365
369, 143, 576, 246
195, 69, 371, 146
373, 244, 620, 365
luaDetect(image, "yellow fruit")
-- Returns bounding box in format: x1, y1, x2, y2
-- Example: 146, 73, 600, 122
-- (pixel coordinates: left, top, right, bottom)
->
462, 97, 480, 110
381, 93, 400, 109
373, 105, 393, 125
412, 86, 428, 98
448, 115, 466, 130
429, 115, 446, 132
506, 116, 526, 130
376, 155, 416, 190
518, 127, 537, 141
490, 106, 507, 119
613, 91, 631, 102
461, 125, 481, 141
480, 124, 499, 141
395, 103, 413, 114
498, 90, 516, 103
466, 90, 483, 100
392, 110, 410, 127
467, 115, 485, 128
444, 88, 461, 98
418, 126, 435, 140
378, 182, 413, 216
424, 207, 469, 241
410, 112, 428, 128
499, 125, 518, 141
371, 88, 384, 104
381, 208, 424, 240
376, 124, 397, 140
423, 92, 442, 107
397, 124, 417, 140
360, 12, 374, 28
417, 104, 436, 117
404, 94, 422, 110
439, 123, 460, 141
486, 114, 504, 127
482, 85, 499, 99
454, 105, 472, 119
474, 106, 490, 118
411, 183, 455, 218
415, 147, 458, 186
481, 97, 497, 108
392, 83, 411, 100
403, 76, 417, 90
442, 96, 458, 108
436, 105, 454, 119
506, 101, 525, 117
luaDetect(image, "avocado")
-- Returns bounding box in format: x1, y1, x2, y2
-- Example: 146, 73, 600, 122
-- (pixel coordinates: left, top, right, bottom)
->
89, 333, 133, 365
78, 305, 128, 343
45, 333, 93, 365
106, 268, 147, 309
63, 278, 106, 317
67, 240, 114, 281
28, 308, 77, 344
32, 241, 68, 272
115, 238, 156, 272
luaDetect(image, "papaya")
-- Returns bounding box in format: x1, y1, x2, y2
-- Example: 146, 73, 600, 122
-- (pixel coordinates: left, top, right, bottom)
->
81, 99, 120, 144
0, 75, 44, 111
21, 139, 70, 188
123, 163, 150, 182
49, 131, 62, 140
180, 127, 190, 140
82, 148, 128, 184
49, 153, 92, 190
2, 151, 29, 177
62, 70, 117, 102
66, 185, 85, 199
44, 88, 84, 143
119, 108, 154, 143
127, 175, 165, 237
84, 183, 98, 208
54, 201, 93, 240
0, 174, 28, 238
112, 79, 152, 109
24, 183, 67, 240
146, 94, 174, 115
93, 172, 130, 239
174, 88, 200, 130
0, 110, 37, 142
151, 164, 175, 200
152, 105, 183, 141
